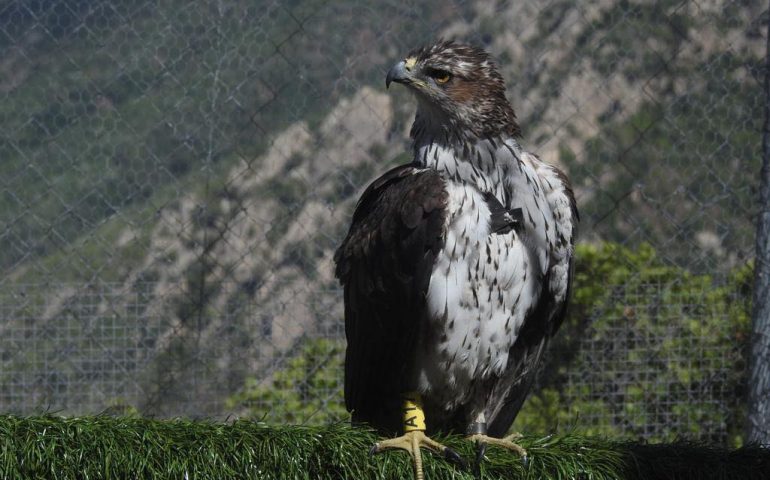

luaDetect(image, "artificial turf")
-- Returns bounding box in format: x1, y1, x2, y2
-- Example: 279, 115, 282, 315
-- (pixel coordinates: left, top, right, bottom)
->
0, 415, 768, 479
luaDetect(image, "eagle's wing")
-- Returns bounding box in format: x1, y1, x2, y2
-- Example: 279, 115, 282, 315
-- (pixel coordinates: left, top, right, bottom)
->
334, 164, 448, 434
486, 158, 578, 437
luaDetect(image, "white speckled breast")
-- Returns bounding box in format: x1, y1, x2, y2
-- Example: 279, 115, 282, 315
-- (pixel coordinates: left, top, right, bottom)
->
409, 137, 566, 413
415, 182, 543, 410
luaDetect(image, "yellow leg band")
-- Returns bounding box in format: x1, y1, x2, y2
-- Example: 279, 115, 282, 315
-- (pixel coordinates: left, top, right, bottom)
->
403, 392, 426, 432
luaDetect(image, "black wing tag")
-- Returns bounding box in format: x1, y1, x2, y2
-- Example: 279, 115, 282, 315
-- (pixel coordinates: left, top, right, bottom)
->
483, 192, 524, 235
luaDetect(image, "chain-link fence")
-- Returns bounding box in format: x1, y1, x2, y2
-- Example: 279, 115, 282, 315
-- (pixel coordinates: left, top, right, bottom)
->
0, 0, 765, 445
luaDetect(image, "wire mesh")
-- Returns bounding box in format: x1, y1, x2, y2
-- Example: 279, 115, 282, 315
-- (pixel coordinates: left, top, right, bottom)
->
0, 0, 764, 445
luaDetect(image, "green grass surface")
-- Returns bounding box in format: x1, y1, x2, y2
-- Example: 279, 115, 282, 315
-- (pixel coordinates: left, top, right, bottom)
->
1, 415, 768, 479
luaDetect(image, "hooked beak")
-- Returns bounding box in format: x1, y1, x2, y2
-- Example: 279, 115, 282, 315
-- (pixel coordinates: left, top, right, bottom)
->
385, 60, 410, 89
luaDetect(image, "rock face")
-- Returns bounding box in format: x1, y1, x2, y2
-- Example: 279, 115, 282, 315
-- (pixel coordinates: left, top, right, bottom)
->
114, 87, 397, 415
0, 85, 399, 416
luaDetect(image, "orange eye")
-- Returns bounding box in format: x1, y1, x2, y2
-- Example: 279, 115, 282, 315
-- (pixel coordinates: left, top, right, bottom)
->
427, 68, 451, 84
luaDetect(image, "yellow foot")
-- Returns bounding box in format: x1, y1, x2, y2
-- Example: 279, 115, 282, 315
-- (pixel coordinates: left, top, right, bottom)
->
468, 433, 527, 477
370, 430, 464, 480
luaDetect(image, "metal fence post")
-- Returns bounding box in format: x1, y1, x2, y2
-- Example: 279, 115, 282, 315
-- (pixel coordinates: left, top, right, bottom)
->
748, 2, 770, 445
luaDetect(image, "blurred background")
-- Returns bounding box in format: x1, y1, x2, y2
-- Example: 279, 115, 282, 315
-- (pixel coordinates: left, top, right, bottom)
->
0, 0, 765, 447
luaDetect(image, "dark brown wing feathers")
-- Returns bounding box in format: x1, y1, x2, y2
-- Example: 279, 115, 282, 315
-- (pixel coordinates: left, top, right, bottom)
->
334, 164, 448, 434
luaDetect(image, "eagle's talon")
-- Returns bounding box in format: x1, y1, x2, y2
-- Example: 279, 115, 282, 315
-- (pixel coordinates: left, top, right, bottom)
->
443, 446, 466, 468
468, 432, 527, 474
369, 443, 380, 456
370, 430, 462, 480
473, 441, 487, 478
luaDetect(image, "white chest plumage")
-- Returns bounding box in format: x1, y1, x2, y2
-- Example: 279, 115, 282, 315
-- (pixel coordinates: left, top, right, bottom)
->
413, 138, 563, 410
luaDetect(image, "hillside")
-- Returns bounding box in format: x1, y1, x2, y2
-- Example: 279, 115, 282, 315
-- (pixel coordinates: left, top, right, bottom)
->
0, 0, 764, 417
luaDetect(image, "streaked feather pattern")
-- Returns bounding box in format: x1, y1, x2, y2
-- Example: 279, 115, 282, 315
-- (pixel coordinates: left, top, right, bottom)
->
335, 41, 577, 437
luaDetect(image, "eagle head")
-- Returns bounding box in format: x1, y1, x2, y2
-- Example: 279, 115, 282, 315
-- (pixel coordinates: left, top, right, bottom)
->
386, 40, 520, 140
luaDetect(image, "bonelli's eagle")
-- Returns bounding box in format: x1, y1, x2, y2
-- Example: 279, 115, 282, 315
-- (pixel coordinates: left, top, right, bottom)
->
335, 40, 578, 478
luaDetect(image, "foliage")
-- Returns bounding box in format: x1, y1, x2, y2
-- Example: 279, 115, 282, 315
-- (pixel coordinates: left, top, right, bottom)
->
227, 338, 348, 425
3, 414, 769, 479
514, 243, 752, 446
